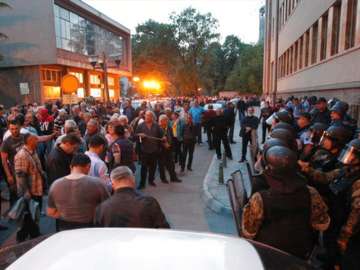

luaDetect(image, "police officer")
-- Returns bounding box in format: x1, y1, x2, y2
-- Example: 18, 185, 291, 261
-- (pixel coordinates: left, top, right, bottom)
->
299, 139, 360, 270
242, 145, 330, 259
300, 122, 328, 162
308, 125, 352, 172
330, 101, 357, 136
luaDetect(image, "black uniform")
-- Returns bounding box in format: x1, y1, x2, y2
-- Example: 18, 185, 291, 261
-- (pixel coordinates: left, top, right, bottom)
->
210, 114, 232, 159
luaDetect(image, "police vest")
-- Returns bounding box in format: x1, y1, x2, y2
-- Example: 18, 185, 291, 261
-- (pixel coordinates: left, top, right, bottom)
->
255, 186, 314, 259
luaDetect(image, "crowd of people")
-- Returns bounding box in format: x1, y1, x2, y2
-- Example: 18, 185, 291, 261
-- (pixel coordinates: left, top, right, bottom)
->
0, 96, 250, 243
0, 94, 358, 269
239, 95, 359, 270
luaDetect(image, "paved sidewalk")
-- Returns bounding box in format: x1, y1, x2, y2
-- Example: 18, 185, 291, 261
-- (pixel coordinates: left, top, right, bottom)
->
202, 109, 261, 215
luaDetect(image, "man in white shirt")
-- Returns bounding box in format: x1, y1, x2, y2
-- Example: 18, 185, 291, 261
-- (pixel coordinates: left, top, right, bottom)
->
85, 135, 111, 190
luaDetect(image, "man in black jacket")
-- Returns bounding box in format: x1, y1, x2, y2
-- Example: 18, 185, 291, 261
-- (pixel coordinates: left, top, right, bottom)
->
47, 134, 81, 186
94, 166, 170, 228
240, 107, 259, 163
211, 109, 233, 160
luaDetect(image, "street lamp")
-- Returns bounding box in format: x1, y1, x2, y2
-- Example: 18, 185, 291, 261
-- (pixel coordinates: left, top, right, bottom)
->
88, 52, 122, 102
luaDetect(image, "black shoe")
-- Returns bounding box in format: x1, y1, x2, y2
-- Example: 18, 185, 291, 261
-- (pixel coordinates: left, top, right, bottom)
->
138, 185, 145, 190
187, 167, 193, 171
208, 147, 213, 150
171, 178, 182, 183
0, 224, 8, 231
149, 182, 157, 187
227, 156, 233, 160
161, 179, 169, 184
238, 158, 246, 163
217, 156, 221, 160
230, 141, 236, 144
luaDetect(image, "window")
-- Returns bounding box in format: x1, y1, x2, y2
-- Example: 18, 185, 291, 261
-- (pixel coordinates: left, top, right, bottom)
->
320, 13, 328, 60
41, 69, 60, 83
332, 3, 341, 55
345, 0, 358, 49
69, 72, 84, 83
54, 4, 124, 57
290, 46, 293, 74
43, 86, 61, 99
90, 74, 101, 84
311, 22, 318, 64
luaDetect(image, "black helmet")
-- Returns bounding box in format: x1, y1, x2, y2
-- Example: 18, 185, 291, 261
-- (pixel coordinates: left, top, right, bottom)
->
263, 138, 288, 155
272, 122, 296, 136
274, 110, 293, 125
264, 146, 298, 174
338, 139, 360, 165
310, 122, 329, 144
269, 128, 298, 151
320, 125, 353, 148
328, 98, 339, 108
330, 101, 349, 116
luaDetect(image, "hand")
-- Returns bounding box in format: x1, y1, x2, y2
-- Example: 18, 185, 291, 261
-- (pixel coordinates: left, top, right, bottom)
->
112, 143, 120, 153
337, 238, 348, 254
298, 160, 310, 173
245, 127, 251, 132
137, 133, 146, 138
7, 176, 15, 186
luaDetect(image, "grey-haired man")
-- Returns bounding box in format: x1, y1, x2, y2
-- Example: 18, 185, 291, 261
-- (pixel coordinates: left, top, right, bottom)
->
94, 166, 170, 229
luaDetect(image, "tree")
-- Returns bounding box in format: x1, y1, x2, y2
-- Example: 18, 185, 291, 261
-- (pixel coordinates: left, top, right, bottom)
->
0, 1, 11, 61
225, 44, 263, 94
170, 8, 219, 95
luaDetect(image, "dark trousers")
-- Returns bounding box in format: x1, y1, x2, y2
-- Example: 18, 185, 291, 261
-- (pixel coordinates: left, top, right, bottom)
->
140, 152, 158, 188
16, 196, 42, 243
181, 141, 195, 170
262, 121, 271, 143
341, 238, 360, 270
228, 123, 235, 142
172, 138, 182, 163
242, 134, 251, 160
159, 150, 177, 181
206, 126, 213, 149
194, 123, 202, 143
214, 132, 232, 159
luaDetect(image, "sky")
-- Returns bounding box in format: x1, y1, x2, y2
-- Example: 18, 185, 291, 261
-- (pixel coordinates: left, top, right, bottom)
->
83, 0, 265, 44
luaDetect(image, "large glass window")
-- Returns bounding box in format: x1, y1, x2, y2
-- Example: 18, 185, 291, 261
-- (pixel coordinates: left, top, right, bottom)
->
54, 4, 124, 57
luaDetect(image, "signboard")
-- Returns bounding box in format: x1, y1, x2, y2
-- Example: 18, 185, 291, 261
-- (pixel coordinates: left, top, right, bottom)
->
62, 94, 80, 105
61, 74, 79, 94
19, 82, 30, 95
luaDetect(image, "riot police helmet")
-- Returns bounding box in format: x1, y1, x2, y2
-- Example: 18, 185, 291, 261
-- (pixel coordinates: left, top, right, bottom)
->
264, 146, 298, 174
310, 122, 329, 144
273, 110, 293, 125
269, 128, 298, 152
272, 122, 297, 136
338, 139, 360, 165
330, 101, 349, 117
328, 98, 339, 108
319, 125, 353, 149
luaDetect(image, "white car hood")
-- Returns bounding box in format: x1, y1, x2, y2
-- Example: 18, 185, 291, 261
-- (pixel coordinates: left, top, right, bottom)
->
7, 229, 264, 270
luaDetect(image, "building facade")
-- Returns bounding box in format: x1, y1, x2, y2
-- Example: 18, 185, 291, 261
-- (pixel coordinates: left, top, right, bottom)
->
263, 0, 360, 106
0, 0, 132, 107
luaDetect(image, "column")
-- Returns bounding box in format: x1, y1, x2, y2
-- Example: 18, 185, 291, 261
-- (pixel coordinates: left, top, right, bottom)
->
355, 0, 360, 45
317, 17, 323, 62
327, 6, 335, 58
339, 0, 349, 52
302, 33, 307, 67
308, 26, 314, 64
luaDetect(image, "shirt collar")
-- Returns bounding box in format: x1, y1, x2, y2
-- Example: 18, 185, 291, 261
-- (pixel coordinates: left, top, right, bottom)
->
66, 172, 87, 180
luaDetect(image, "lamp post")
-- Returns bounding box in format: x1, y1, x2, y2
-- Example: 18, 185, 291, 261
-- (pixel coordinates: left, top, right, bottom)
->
89, 52, 122, 102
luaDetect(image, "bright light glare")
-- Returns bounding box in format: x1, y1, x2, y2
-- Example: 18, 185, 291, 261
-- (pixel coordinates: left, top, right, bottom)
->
133, 76, 140, 82
143, 80, 161, 90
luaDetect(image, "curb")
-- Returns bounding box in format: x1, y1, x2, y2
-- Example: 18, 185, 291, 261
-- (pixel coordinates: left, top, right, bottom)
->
201, 154, 232, 216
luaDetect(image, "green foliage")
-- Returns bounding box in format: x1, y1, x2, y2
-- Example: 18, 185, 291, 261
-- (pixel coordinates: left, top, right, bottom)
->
132, 7, 264, 96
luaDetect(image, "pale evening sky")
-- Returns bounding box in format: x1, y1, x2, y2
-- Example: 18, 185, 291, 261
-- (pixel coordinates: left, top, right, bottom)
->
83, 0, 265, 44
